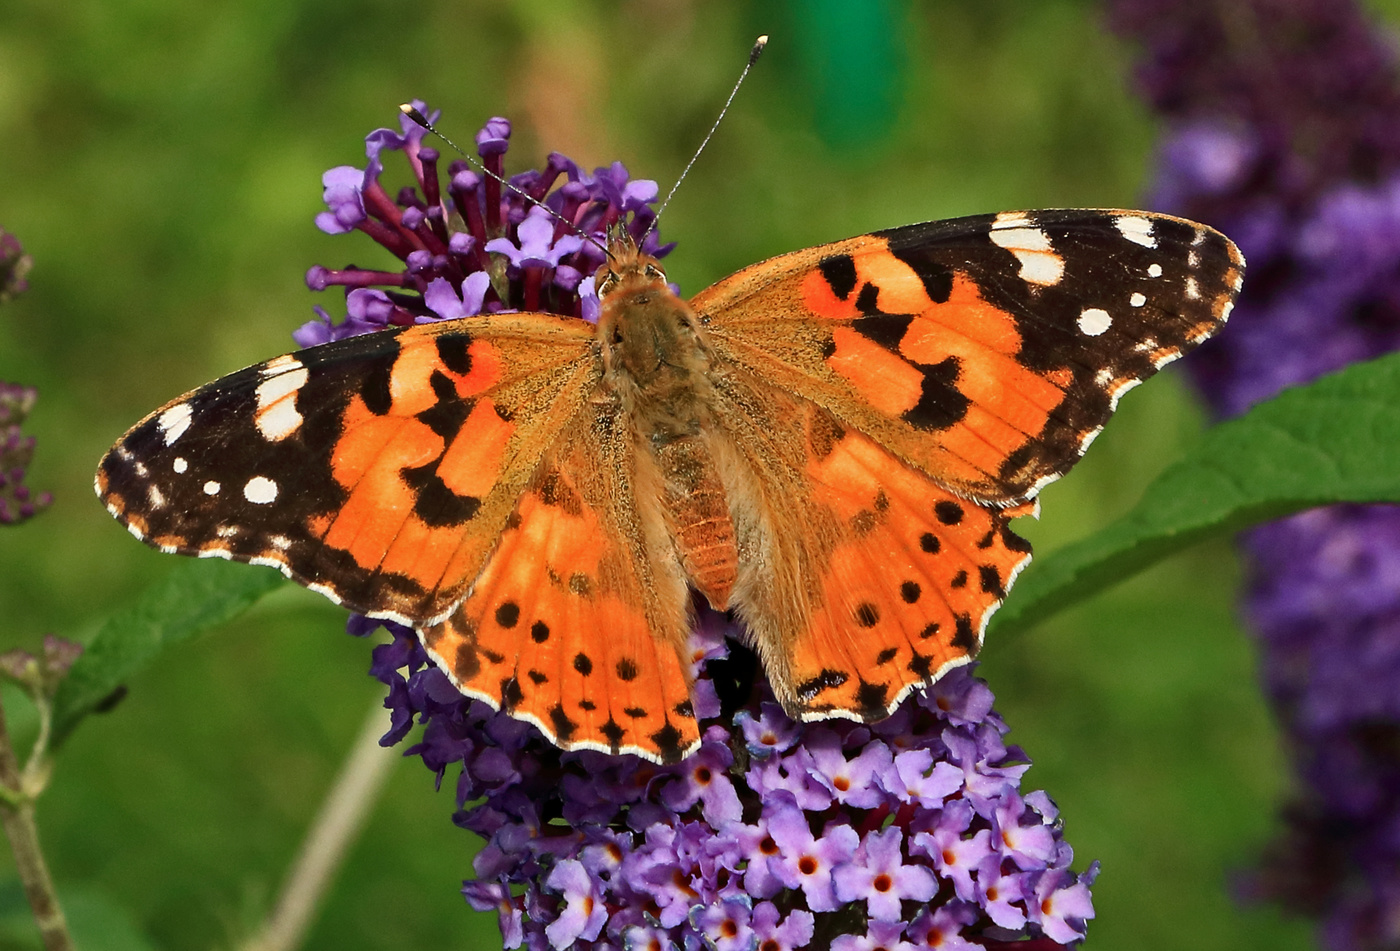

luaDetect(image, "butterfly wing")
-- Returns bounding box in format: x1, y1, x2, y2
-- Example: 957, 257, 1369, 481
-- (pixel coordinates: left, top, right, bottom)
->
96, 314, 599, 626
709, 371, 1034, 721
420, 397, 700, 761
693, 209, 1244, 502
697, 209, 1243, 721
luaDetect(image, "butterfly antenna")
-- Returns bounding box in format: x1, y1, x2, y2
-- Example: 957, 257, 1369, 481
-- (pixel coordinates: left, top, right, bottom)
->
642, 34, 768, 244
399, 104, 612, 259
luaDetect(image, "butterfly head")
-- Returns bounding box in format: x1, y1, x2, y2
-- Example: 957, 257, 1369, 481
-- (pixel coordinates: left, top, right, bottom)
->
594, 226, 668, 302
593, 227, 711, 405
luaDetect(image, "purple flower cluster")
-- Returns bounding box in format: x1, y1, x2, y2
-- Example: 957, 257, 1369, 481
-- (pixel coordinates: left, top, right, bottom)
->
1109, 1, 1400, 945
0, 231, 50, 527
308, 108, 1097, 948
296, 103, 669, 346
365, 616, 1094, 951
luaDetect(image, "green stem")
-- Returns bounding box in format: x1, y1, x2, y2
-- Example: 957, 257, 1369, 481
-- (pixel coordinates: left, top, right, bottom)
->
0, 696, 73, 951
242, 698, 398, 951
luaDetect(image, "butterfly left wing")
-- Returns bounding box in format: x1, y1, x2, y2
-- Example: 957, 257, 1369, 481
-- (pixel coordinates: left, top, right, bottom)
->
694, 209, 1244, 504
420, 397, 701, 761
95, 314, 599, 626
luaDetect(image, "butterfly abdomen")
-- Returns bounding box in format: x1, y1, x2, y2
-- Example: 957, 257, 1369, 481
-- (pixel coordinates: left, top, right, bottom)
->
655, 434, 738, 610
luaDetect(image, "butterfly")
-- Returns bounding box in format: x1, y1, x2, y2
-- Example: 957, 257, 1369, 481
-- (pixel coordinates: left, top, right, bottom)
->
96, 209, 1243, 763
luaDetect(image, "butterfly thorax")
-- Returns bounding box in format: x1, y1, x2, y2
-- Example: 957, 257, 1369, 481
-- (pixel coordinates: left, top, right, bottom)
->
595, 240, 739, 610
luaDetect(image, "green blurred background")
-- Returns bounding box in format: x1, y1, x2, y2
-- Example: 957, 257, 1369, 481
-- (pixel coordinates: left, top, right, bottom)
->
2, 0, 1395, 948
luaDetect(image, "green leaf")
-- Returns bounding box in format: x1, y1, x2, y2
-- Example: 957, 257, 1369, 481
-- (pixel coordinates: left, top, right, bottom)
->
52, 559, 285, 745
993, 351, 1400, 634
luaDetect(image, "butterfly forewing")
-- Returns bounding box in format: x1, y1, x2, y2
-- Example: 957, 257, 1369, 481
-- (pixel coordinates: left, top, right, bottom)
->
97, 315, 598, 624
694, 209, 1244, 502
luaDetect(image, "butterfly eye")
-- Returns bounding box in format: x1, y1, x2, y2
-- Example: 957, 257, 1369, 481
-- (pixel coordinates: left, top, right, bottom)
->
644, 264, 666, 281
599, 271, 619, 296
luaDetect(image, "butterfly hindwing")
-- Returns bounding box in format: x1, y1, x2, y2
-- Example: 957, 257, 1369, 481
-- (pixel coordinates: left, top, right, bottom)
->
96, 314, 598, 625
694, 209, 1244, 502
420, 398, 700, 760
709, 370, 1034, 723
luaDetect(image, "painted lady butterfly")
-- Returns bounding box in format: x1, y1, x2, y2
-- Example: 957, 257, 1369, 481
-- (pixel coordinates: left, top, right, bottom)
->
96, 209, 1242, 762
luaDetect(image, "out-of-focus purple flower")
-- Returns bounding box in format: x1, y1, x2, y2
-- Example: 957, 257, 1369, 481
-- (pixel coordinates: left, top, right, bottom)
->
0, 230, 31, 304
0, 235, 52, 527
1111, 1, 1400, 946
0, 383, 52, 526
309, 107, 1096, 949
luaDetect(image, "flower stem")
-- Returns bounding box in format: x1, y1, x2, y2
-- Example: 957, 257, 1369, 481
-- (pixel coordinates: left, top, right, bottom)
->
0, 697, 73, 951
243, 699, 398, 951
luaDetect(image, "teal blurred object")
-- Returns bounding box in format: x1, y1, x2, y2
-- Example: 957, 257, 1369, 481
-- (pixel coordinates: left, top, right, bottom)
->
784, 0, 905, 147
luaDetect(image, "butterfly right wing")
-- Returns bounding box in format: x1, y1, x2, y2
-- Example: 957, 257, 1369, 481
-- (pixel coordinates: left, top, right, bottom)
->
96, 314, 599, 626
707, 367, 1033, 724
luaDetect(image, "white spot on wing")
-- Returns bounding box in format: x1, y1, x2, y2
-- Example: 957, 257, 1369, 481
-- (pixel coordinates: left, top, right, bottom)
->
1147, 263, 1163, 278
1185, 276, 1201, 300
992, 211, 1034, 228
989, 217, 1064, 286
260, 354, 301, 377
198, 547, 233, 560
216, 525, 238, 537
158, 403, 193, 446
126, 522, 146, 541
255, 362, 308, 441
203, 480, 221, 496
173, 457, 188, 474
1077, 308, 1112, 336
268, 534, 293, 550
256, 399, 304, 442
1115, 215, 1157, 248
147, 485, 165, 509
1130, 292, 1146, 308
244, 476, 278, 504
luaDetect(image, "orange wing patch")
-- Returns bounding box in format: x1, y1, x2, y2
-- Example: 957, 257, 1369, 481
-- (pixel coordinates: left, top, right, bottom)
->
790, 424, 1033, 720
421, 411, 700, 761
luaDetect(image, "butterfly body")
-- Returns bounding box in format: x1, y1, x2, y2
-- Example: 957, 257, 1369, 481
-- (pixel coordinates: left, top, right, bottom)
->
596, 235, 739, 610
97, 210, 1243, 762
